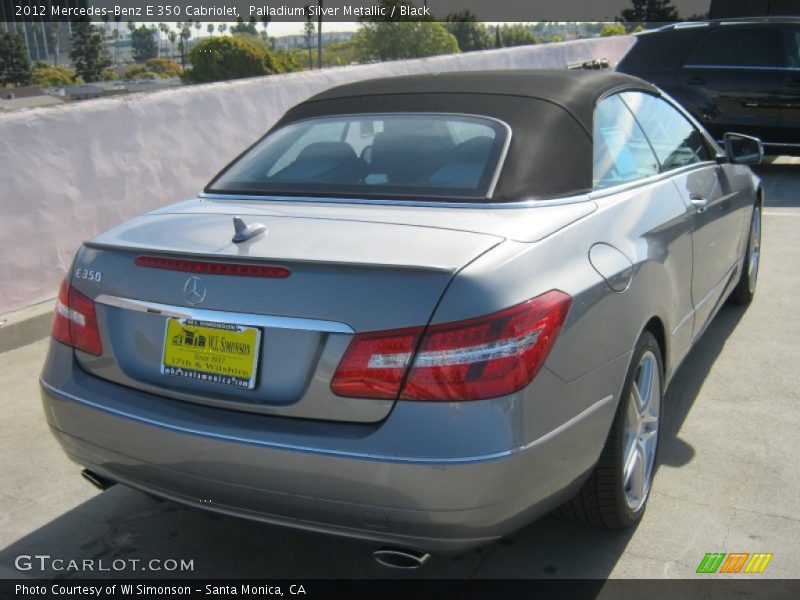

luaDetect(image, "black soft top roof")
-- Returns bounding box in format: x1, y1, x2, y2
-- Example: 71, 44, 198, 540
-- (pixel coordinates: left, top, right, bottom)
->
275, 70, 658, 201
305, 70, 655, 135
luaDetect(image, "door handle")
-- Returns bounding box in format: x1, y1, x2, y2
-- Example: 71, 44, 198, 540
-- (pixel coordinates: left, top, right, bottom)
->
686, 76, 707, 85
690, 194, 709, 213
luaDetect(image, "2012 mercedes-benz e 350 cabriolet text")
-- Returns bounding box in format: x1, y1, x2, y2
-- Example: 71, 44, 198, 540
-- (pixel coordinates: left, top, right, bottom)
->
40, 70, 764, 564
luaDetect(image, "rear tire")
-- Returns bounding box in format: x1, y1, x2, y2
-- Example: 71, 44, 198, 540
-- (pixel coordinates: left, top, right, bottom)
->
559, 331, 663, 528
730, 202, 761, 305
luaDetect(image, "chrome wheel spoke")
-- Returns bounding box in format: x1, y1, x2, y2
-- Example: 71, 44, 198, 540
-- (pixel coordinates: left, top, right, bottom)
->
622, 349, 661, 512
627, 392, 640, 428
633, 442, 647, 501
636, 356, 654, 414
632, 377, 646, 415
624, 441, 647, 504
623, 441, 640, 489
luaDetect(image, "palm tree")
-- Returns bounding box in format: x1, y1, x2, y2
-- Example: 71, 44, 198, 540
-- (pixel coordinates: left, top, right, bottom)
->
159, 23, 169, 56
179, 25, 191, 68
46, 22, 62, 66
114, 15, 122, 64
112, 29, 120, 64
304, 10, 314, 70
125, 21, 135, 63
206, 23, 215, 38
194, 21, 202, 42
316, 0, 323, 70
183, 19, 193, 53
260, 15, 271, 35
217, 23, 227, 35
168, 30, 177, 60
30, 22, 43, 62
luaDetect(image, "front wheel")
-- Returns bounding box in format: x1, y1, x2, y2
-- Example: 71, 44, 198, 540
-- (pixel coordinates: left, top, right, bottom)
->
730, 202, 761, 305
559, 331, 663, 528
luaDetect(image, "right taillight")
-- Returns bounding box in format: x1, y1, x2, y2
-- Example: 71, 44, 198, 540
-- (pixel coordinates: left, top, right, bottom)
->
330, 325, 425, 399
331, 290, 571, 402
51, 279, 103, 356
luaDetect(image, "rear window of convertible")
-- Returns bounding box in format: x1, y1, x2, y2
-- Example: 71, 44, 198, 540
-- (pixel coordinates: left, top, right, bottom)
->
206, 114, 509, 201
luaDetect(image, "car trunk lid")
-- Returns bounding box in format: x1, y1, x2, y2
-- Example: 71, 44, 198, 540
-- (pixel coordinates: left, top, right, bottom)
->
72, 210, 505, 423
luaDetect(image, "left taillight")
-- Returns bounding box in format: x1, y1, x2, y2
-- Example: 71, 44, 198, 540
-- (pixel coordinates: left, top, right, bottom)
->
51, 279, 103, 356
331, 290, 572, 402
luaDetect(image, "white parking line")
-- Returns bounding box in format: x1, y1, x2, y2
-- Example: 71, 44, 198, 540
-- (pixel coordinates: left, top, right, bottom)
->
764, 211, 800, 217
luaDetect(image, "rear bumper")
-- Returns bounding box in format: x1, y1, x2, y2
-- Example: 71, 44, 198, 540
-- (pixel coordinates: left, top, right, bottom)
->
40, 342, 624, 553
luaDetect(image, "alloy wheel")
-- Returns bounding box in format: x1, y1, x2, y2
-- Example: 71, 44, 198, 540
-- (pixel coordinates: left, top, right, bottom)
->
747, 206, 761, 295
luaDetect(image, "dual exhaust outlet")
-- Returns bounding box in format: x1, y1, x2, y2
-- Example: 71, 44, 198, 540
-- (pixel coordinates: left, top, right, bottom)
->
372, 547, 430, 569
81, 470, 430, 569
81, 469, 116, 491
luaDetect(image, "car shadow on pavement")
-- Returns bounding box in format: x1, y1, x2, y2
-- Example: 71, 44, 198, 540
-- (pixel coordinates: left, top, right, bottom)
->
753, 164, 800, 209
0, 306, 749, 581
658, 302, 747, 470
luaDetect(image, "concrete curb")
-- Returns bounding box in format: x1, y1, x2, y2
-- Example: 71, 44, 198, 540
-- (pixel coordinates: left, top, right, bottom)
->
0, 299, 55, 354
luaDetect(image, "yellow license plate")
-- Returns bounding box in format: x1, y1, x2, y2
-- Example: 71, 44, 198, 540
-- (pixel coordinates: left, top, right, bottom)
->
162, 319, 261, 389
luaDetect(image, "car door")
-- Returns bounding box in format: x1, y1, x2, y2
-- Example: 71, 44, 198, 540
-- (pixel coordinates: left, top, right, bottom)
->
620, 92, 747, 337
680, 25, 781, 143
591, 94, 697, 369
779, 26, 800, 147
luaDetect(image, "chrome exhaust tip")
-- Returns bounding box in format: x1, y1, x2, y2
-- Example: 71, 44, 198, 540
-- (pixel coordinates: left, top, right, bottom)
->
373, 547, 431, 569
81, 469, 116, 491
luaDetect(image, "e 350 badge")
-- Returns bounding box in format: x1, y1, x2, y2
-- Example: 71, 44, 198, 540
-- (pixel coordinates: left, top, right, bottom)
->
74, 268, 102, 283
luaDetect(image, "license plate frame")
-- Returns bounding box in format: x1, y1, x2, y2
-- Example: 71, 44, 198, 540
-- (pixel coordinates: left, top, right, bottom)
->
161, 318, 261, 390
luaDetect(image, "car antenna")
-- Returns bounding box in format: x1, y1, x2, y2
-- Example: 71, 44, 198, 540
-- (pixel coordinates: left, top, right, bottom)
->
232, 216, 267, 244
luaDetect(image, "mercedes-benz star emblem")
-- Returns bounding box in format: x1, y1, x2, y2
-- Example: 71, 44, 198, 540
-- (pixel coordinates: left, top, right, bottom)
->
183, 276, 207, 306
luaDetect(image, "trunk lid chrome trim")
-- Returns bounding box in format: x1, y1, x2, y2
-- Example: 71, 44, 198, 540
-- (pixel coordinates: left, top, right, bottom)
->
94, 295, 354, 334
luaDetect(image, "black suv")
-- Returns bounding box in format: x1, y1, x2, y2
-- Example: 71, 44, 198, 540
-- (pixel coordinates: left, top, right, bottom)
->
617, 19, 800, 153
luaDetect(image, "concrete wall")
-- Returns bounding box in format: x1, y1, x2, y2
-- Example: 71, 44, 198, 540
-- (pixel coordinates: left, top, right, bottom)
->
0, 36, 634, 316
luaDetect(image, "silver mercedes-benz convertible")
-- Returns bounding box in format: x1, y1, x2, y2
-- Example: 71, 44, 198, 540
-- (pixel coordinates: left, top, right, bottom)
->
40, 70, 763, 565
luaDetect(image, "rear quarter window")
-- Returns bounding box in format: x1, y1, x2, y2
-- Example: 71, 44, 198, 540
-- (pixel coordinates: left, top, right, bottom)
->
592, 95, 660, 190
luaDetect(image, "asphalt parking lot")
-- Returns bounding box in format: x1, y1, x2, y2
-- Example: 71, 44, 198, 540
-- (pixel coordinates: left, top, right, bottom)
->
1, 164, 798, 580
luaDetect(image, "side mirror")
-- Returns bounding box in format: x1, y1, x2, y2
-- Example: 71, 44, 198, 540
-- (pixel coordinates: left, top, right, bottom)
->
723, 132, 764, 165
